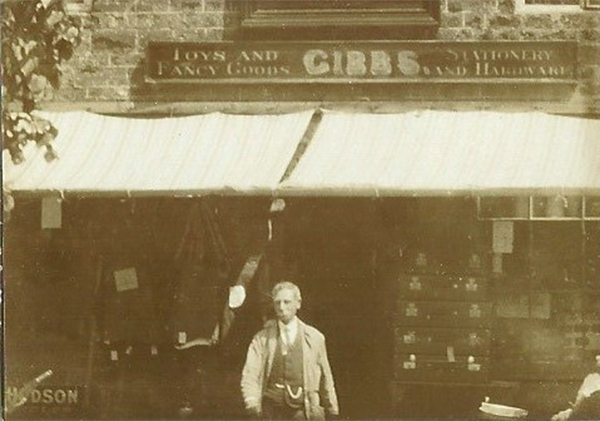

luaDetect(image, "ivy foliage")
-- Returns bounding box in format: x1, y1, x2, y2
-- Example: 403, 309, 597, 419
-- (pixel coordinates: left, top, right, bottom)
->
2, 0, 82, 164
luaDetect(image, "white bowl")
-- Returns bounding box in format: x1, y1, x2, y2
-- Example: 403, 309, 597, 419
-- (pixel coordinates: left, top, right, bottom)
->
479, 402, 529, 418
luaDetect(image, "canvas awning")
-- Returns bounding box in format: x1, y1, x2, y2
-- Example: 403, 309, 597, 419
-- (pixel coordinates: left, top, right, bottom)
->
3, 111, 314, 196
280, 111, 600, 196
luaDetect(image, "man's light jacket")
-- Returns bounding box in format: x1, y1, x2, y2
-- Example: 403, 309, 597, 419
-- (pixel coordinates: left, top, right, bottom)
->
241, 319, 339, 420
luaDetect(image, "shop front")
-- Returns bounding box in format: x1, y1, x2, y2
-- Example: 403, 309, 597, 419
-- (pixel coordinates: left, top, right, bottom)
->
3, 4, 600, 417
4, 105, 600, 419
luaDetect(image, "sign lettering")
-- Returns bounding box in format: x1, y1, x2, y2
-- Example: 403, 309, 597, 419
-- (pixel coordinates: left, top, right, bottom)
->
5, 386, 85, 419
147, 41, 576, 83
6, 386, 81, 405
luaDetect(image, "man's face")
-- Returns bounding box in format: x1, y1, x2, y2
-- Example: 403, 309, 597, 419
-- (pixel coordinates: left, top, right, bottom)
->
273, 288, 301, 324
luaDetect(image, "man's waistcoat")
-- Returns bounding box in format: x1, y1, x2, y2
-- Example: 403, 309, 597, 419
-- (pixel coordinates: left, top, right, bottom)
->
264, 333, 304, 407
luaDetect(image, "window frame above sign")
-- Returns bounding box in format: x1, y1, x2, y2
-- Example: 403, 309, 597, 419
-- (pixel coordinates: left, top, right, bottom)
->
237, 0, 441, 40
65, 0, 93, 14
584, 0, 600, 9
516, 0, 600, 13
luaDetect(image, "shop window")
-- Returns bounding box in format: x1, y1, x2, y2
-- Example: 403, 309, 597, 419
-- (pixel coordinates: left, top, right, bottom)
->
478, 196, 600, 221
477, 195, 600, 290
491, 219, 600, 380
585, 0, 600, 8
237, 0, 441, 40
516, 0, 600, 12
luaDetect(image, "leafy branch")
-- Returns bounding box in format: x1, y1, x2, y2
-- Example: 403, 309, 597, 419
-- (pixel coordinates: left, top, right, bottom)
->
2, 0, 82, 164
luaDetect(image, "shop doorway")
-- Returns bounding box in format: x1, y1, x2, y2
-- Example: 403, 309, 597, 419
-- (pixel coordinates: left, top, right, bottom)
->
286, 198, 392, 419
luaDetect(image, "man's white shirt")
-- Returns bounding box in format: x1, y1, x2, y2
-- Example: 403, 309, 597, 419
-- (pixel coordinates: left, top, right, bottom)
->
278, 317, 298, 346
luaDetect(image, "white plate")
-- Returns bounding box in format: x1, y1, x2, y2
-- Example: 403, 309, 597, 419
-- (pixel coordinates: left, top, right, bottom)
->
479, 402, 529, 419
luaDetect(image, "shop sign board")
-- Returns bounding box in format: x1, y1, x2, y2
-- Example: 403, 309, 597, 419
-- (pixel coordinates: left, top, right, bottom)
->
5, 385, 86, 419
146, 41, 576, 84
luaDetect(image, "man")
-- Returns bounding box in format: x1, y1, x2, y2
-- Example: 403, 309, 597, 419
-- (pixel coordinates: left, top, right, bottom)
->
551, 356, 600, 421
241, 282, 339, 420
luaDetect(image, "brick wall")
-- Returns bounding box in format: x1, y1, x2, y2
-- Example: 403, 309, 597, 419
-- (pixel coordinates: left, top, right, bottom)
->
439, 0, 600, 112
52, 0, 235, 102
41, 0, 600, 112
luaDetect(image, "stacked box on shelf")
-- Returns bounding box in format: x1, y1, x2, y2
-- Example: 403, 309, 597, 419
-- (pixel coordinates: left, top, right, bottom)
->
393, 270, 492, 385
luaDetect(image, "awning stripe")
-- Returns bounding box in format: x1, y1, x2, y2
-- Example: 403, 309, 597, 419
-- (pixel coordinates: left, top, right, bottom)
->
280, 111, 600, 196
3, 111, 314, 195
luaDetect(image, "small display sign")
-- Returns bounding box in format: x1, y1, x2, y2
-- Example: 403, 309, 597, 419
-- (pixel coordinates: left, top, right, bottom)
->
113, 268, 139, 292
41, 197, 62, 229
493, 221, 514, 254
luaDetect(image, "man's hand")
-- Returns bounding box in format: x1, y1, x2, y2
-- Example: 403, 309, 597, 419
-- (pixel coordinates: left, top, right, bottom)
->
246, 405, 261, 420
551, 408, 573, 421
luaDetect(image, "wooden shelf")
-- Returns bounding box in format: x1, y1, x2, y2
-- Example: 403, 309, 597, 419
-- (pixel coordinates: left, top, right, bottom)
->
490, 287, 600, 295
392, 380, 492, 387
491, 361, 589, 381
392, 380, 521, 390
